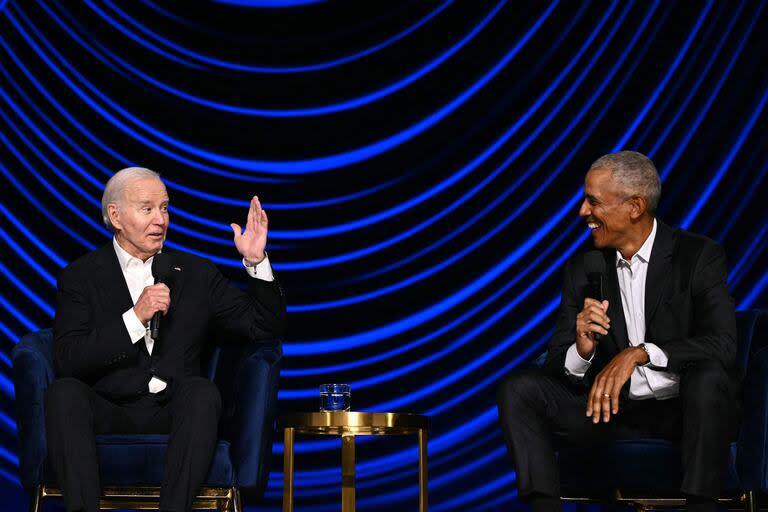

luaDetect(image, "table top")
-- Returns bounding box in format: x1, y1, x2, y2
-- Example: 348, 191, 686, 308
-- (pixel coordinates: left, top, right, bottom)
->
279, 411, 429, 436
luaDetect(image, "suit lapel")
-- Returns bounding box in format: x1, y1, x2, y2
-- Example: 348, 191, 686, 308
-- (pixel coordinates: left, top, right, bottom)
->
602, 249, 629, 353
644, 220, 676, 328
164, 252, 184, 320
93, 243, 134, 315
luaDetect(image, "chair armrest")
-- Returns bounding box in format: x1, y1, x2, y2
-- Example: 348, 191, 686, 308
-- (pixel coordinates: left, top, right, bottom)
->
11, 329, 55, 489
737, 343, 768, 491
215, 340, 282, 498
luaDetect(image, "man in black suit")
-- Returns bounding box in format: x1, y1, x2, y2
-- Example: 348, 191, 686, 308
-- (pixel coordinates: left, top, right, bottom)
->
497, 151, 738, 512
46, 167, 286, 512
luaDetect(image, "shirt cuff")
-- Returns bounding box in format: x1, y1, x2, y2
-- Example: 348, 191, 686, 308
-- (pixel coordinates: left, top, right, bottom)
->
564, 343, 593, 378
642, 342, 669, 369
243, 253, 275, 281
122, 309, 148, 344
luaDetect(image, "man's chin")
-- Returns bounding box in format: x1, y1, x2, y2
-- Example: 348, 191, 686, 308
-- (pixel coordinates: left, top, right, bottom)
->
146, 238, 165, 252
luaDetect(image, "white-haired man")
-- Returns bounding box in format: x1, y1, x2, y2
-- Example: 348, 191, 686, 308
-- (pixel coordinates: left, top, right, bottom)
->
45, 167, 286, 512
497, 151, 738, 512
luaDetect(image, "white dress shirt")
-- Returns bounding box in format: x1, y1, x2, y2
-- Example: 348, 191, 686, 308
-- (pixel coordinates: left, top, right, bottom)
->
114, 238, 274, 393
563, 219, 679, 399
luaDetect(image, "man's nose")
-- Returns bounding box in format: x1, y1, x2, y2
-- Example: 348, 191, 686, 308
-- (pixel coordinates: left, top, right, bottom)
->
152, 209, 167, 225
578, 199, 590, 217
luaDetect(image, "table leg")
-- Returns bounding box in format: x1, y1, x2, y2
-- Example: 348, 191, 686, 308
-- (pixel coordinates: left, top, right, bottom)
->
419, 428, 428, 512
283, 428, 295, 512
341, 433, 356, 512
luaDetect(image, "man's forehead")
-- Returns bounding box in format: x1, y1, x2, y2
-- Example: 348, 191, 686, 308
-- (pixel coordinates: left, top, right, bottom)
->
584, 167, 616, 192
586, 166, 612, 180
123, 178, 168, 201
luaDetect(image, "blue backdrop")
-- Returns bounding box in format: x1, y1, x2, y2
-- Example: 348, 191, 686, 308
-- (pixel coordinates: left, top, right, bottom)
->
1, 0, 767, 510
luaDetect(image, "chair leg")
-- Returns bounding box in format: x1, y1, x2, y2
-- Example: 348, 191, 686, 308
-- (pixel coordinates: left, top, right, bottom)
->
217, 493, 230, 512
745, 490, 757, 512
231, 487, 242, 512
28, 485, 43, 512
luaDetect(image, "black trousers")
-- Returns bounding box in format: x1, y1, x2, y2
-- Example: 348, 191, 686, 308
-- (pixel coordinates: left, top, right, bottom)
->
45, 376, 221, 512
496, 360, 739, 499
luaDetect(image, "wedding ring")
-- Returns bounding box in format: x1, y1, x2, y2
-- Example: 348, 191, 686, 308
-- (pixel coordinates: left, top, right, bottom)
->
602, 393, 611, 399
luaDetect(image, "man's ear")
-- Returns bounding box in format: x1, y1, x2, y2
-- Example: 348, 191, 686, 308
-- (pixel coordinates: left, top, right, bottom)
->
108, 203, 122, 231
628, 196, 647, 220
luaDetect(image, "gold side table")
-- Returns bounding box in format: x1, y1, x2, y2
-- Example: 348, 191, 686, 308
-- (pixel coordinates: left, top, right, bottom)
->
279, 411, 429, 512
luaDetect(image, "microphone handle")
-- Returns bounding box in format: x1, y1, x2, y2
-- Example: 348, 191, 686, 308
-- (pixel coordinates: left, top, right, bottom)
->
150, 276, 166, 339
586, 272, 604, 341
150, 312, 161, 340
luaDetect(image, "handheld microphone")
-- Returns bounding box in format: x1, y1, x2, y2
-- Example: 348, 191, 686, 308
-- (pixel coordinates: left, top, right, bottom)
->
150, 253, 173, 340
583, 252, 606, 341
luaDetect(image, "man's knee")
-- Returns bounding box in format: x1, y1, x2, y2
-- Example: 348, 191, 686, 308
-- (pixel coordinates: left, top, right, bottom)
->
680, 360, 733, 411
45, 378, 93, 417
172, 377, 222, 419
497, 369, 548, 414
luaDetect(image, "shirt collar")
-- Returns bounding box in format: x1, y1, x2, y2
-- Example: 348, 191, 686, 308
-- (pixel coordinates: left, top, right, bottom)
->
616, 218, 657, 266
113, 237, 155, 271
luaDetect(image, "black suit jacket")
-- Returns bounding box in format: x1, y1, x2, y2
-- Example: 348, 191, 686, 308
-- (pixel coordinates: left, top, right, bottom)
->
53, 243, 286, 403
543, 220, 737, 386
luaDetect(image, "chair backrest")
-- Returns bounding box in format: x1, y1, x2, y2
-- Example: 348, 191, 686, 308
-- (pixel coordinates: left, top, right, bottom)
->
208, 340, 282, 496
13, 328, 54, 378
12, 329, 55, 488
734, 309, 768, 372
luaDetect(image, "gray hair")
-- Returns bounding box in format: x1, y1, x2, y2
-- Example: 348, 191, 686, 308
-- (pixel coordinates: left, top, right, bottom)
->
101, 167, 161, 231
589, 150, 661, 212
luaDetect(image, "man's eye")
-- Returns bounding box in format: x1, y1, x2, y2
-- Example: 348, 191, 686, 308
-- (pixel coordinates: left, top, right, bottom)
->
142, 207, 152, 213
161, 206, 168, 212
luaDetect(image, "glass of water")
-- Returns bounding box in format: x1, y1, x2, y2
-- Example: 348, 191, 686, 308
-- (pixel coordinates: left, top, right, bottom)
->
319, 383, 351, 412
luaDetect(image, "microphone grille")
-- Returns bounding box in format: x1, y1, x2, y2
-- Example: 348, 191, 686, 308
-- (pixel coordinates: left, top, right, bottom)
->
583, 251, 605, 275
151, 252, 173, 280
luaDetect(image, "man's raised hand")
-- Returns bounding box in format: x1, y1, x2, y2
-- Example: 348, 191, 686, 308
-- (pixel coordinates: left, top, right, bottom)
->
230, 196, 268, 265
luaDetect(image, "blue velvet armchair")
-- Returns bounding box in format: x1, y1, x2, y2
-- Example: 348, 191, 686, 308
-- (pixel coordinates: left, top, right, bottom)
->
11, 328, 282, 512
556, 309, 768, 511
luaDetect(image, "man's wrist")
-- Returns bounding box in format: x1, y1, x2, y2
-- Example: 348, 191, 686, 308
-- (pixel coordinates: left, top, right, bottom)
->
577, 346, 596, 360
123, 308, 149, 343
244, 256, 265, 267
131, 307, 149, 326
635, 343, 651, 365
243, 254, 274, 281
576, 339, 596, 360
565, 343, 592, 378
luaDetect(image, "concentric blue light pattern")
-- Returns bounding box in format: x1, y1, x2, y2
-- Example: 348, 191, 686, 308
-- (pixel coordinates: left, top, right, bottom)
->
1, 1, 767, 510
